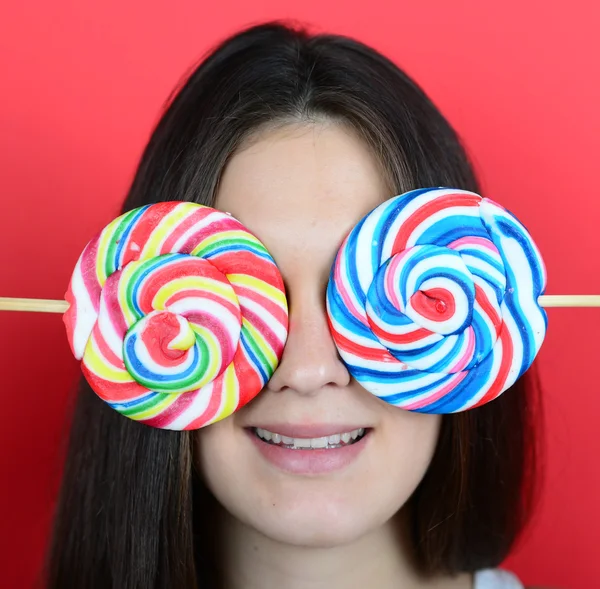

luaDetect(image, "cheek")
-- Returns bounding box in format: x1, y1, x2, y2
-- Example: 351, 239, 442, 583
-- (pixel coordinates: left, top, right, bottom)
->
195, 417, 275, 529
195, 417, 248, 504
374, 410, 442, 503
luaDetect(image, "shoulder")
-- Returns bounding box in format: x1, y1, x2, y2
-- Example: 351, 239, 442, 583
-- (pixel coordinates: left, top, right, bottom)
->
473, 569, 522, 589
474, 569, 523, 588
474, 569, 560, 589
474, 570, 561, 589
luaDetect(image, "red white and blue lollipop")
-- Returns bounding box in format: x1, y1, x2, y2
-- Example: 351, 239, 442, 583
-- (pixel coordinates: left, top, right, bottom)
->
326, 187, 549, 413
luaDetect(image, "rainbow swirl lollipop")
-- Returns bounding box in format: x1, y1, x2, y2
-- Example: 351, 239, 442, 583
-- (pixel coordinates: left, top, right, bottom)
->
64, 201, 288, 430
326, 187, 547, 413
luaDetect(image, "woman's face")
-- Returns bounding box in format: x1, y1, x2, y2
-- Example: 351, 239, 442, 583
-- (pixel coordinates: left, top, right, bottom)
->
196, 121, 441, 547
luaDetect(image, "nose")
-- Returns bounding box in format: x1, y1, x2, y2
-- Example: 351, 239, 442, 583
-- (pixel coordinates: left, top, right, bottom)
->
267, 297, 351, 396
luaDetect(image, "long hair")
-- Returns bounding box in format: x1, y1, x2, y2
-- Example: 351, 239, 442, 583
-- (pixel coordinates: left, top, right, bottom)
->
45, 21, 543, 588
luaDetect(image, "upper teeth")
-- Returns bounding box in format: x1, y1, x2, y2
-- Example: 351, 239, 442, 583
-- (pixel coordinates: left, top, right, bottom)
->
254, 427, 365, 449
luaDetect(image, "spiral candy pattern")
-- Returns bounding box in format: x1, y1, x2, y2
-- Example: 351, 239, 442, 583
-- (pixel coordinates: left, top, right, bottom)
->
64, 202, 288, 430
327, 188, 547, 413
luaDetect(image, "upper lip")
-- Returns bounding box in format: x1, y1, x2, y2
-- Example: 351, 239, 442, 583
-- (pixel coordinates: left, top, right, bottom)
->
248, 424, 370, 438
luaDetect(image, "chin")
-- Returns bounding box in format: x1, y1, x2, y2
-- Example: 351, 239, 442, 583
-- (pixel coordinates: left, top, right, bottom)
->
210, 469, 404, 549
262, 517, 370, 548
243, 487, 388, 548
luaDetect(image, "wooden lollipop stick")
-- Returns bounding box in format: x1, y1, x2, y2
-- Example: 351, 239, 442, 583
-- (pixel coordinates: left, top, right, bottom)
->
0, 297, 69, 313
537, 295, 600, 307
0, 295, 600, 313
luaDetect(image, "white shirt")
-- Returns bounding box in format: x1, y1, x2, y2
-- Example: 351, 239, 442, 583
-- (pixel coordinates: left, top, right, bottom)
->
474, 569, 524, 589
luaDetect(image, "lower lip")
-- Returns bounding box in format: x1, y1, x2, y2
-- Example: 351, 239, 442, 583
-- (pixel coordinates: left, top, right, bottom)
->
247, 429, 370, 475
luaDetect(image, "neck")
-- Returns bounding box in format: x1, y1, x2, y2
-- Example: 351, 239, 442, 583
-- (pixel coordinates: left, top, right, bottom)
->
213, 505, 469, 589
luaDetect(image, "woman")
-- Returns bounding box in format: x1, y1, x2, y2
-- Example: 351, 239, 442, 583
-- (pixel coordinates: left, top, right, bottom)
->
46, 21, 549, 589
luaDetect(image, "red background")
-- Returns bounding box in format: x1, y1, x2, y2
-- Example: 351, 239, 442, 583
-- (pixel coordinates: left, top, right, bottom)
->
1, 2, 599, 587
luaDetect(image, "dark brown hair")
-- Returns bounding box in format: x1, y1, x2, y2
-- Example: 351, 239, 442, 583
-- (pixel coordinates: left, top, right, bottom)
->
45, 21, 543, 588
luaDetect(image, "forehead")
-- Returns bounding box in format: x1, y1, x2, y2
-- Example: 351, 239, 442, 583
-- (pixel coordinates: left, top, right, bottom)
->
215, 121, 389, 270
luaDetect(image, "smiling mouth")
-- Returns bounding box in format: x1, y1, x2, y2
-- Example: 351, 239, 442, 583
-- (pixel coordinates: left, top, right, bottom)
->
251, 427, 368, 450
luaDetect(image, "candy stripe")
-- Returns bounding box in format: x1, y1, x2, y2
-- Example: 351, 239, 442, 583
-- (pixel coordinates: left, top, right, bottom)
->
64, 202, 288, 430
327, 187, 547, 413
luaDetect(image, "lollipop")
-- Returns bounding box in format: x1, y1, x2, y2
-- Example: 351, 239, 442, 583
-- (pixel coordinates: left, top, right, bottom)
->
63, 201, 288, 430
326, 187, 548, 413
1, 189, 598, 422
